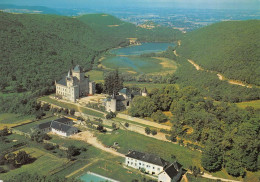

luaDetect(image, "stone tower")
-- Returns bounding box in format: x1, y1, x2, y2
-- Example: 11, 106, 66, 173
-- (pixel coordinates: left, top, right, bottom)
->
142, 87, 148, 97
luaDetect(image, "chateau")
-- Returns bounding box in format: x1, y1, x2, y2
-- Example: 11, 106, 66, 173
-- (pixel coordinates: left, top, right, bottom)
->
55, 65, 95, 102
105, 87, 147, 112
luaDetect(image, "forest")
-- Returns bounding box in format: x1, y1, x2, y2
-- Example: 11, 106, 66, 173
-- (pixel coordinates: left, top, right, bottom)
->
129, 85, 260, 177
177, 20, 260, 86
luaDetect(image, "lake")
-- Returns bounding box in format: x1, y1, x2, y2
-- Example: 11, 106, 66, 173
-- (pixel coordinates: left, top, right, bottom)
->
111, 42, 175, 55
102, 42, 175, 74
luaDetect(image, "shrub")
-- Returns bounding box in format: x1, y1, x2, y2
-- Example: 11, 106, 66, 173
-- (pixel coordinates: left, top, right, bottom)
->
145, 127, 151, 135
44, 143, 55, 150
151, 129, 157, 135
124, 122, 129, 127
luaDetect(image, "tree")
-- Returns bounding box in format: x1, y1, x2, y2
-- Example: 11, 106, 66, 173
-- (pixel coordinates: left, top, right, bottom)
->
129, 96, 157, 117
15, 151, 32, 165
112, 123, 117, 130
67, 145, 80, 160
145, 127, 151, 135
151, 129, 157, 135
44, 143, 55, 150
30, 130, 50, 143
70, 109, 75, 116
0, 126, 9, 136
151, 110, 168, 123
0, 167, 5, 173
201, 143, 222, 172
104, 69, 123, 95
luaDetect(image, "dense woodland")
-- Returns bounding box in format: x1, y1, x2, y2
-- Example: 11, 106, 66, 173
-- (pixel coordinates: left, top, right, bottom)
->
0, 12, 180, 115
129, 85, 260, 177
174, 56, 260, 102
177, 20, 260, 86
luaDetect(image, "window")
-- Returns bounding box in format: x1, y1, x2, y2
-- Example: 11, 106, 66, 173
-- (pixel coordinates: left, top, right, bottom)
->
153, 167, 155, 169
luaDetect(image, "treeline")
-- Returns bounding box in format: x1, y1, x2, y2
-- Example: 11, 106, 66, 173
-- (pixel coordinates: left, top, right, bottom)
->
129, 85, 260, 177
177, 20, 260, 86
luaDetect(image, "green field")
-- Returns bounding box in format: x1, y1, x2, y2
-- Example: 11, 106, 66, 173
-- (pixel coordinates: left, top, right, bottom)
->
0, 113, 35, 129
236, 99, 260, 109
14, 116, 58, 133
0, 146, 68, 180
97, 130, 201, 169
39, 96, 104, 118
86, 70, 104, 83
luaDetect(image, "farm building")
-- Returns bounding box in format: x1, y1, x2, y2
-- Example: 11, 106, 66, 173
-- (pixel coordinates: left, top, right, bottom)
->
34, 117, 78, 137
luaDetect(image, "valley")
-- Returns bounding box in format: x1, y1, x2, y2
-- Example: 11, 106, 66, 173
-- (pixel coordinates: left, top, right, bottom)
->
0, 6, 259, 182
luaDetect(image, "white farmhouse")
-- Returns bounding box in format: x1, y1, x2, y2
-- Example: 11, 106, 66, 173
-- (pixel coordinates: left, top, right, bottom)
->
125, 150, 168, 175
34, 117, 78, 137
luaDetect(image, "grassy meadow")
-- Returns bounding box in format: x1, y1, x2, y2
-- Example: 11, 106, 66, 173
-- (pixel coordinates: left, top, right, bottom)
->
236, 99, 260, 109
97, 129, 202, 169
0, 113, 35, 129
38, 96, 104, 118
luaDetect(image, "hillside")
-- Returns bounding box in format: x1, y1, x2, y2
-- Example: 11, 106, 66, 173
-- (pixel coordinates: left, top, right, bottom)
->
0, 12, 130, 114
177, 20, 260, 86
78, 14, 182, 42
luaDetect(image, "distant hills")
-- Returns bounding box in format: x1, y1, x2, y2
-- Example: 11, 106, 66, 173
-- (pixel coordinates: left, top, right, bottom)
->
177, 20, 260, 86
77, 14, 182, 42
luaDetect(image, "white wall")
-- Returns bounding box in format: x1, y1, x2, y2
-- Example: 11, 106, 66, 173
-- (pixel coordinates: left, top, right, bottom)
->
125, 157, 163, 175
158, 172, 171, 182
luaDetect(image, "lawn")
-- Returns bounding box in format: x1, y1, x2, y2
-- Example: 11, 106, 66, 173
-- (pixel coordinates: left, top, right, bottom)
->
86, 70, 104, 83
236, 99, 260, 109
97, 130, 202, 169
0, 147, 68, 181
0, 133, 28, 152
39, 96, 104, 118
0, 113, 35, 129
14, 116, 59, 133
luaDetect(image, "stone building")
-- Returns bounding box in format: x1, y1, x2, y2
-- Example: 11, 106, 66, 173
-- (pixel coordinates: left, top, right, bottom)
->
105, 88, 147, 112
33, 117, 78, 137
125, 150, 183, 182
55, 65, 95, 102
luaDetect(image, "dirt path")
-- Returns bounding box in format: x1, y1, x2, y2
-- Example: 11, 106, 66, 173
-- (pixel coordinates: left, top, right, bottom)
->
117, 113, 171, 130
202, 173, 241, 182
187, 59, 252, 88
70, 130, 124, 158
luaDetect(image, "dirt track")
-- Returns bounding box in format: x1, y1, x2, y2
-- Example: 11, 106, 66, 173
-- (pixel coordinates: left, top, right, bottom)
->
69, 130, 124, 157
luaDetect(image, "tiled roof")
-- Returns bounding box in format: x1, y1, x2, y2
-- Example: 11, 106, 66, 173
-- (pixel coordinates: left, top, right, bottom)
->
57, 77, 67, 86
73, 65, 82, 72
163, 162, 182, 179
55, 117, 72, 124
50, 121, 77, 133
37, 121, 51, 130
126, 150, 168, 167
